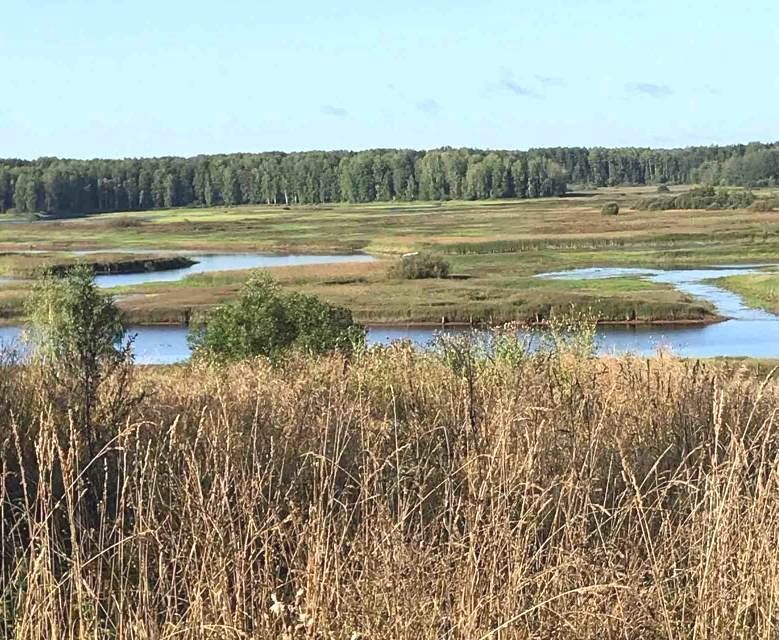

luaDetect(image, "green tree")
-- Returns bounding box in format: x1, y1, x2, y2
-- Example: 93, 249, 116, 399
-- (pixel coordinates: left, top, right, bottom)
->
0, 167, 12, 212
189, 274, 364, 361
163, 173, 177, 208
464, 161, 488, 200
27, 266, 135, 433
222, 166, 241, 206
14, 171, 40, 213
26, 266, 139, 526
190, 275, 294, 360
511, 157, 529, 198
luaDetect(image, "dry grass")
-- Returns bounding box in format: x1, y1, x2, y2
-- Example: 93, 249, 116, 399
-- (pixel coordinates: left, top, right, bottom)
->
1, 346, 779, 639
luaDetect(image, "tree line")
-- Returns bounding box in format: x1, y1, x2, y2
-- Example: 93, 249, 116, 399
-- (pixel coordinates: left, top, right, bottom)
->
1, 142, 777, 215
691, 147, 779, 187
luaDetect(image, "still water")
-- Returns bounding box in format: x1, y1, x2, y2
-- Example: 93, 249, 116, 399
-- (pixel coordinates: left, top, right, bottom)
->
537, 265, 777, 321
0, 319, 777, 364
0, 263, 776, 363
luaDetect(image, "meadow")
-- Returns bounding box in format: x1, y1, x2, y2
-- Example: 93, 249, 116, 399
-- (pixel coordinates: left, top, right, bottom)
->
0, 185, 777, 325
713, 270, 779, 314
2, 340, 778, 639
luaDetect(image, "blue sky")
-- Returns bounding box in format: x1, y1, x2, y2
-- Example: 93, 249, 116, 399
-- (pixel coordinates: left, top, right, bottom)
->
2, 0, 777, 158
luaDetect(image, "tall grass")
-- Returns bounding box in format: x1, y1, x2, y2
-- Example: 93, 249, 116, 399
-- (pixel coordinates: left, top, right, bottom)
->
1, 344, 778, 638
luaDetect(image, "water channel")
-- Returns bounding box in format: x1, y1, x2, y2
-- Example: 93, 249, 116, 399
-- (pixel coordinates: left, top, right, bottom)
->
0, 257, 776, 363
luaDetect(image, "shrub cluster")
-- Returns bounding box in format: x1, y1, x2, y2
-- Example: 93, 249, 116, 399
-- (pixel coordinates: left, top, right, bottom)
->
601, 201, 620, 216
635, 186, 756, 211
389, 252, 451, 279
189, 274, 365, 360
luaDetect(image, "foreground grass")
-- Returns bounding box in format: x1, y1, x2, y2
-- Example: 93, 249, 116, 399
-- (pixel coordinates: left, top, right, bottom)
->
0, 186, 777, 324
706, 356, 779, 378
2, 347, 779, 638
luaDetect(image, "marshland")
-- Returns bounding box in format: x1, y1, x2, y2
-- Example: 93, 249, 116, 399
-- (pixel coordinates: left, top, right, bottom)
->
3, 16, 779, 634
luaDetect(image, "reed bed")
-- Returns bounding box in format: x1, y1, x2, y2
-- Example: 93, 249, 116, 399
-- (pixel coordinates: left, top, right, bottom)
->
1, 345, 778, 639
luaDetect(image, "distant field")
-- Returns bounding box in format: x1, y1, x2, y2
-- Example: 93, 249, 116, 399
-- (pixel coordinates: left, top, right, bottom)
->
0, 185, 777, 325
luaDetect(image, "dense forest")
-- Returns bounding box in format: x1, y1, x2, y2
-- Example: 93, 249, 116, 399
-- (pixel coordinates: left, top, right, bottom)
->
1, 142, 778, 215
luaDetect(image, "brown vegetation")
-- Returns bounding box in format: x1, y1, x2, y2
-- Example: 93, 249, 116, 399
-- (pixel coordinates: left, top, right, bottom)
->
1, 345, 778, 638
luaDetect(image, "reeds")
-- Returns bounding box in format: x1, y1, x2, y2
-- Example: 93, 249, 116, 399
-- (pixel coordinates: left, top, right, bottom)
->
1, 346, 778, 639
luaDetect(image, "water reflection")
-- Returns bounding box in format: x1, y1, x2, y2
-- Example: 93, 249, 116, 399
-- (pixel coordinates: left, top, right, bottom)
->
1, 319, 778, 364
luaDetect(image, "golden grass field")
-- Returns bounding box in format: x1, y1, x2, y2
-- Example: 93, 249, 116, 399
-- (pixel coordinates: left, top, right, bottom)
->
2, 340, 778, 639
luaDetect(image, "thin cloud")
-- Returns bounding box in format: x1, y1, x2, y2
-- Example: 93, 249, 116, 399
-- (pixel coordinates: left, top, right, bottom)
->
627, 82, 673, 98
486, 71, 541, 98
502, 78, 536, 97
321, 105, 348, 117
416, 99, 442, 115
535, 74, 565, 87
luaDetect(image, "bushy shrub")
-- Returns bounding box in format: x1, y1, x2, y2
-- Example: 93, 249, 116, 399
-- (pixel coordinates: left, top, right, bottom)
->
189, 274, 364, 361
601, 202, 620, 216
389, 252, 451, 279
635, 186, 756, 211
283, 291, 366, 355
656, 184, 671, 193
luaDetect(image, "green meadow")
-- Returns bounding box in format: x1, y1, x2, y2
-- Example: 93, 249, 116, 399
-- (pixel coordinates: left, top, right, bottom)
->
0, 185, 777, 325
712, 268, 779, 314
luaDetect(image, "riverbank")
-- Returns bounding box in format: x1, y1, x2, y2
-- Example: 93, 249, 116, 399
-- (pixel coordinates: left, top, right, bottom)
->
0, 251, 195, 278
0, 256, 758, 326
711, 271, 779, 314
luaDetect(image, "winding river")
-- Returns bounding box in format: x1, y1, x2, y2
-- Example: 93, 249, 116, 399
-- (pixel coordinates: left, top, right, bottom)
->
0, 256, 776, 363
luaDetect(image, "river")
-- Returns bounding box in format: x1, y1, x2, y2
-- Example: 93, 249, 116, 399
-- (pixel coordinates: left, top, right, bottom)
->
0, 320, 777, 364
0, 258, 776, 363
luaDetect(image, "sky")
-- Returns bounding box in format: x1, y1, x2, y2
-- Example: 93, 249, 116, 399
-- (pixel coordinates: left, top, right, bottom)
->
1, 0, 778, 159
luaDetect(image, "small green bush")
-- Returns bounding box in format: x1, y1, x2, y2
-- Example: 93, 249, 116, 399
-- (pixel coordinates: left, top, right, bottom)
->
390, 253, 450, 279
601, 202, 620, 216
189, 274, 364, 361
635, 196, 674, 211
